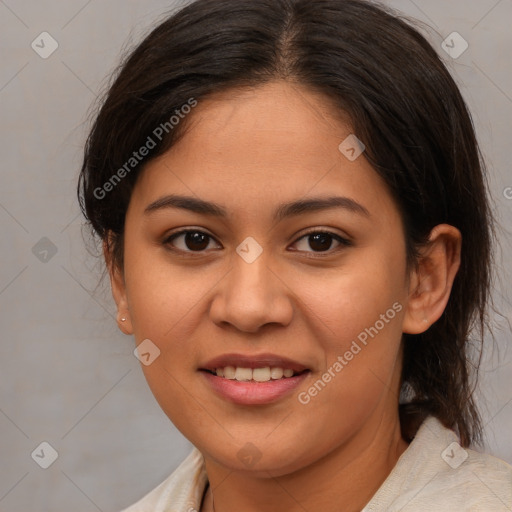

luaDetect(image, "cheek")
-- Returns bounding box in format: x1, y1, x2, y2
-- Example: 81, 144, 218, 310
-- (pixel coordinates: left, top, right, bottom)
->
291, 277, 405, 455
124, 258, 209, 435
292, 250, 406, 351
124, 244, 212, 342
289, 246, 406, 407
122, 247, 208, 397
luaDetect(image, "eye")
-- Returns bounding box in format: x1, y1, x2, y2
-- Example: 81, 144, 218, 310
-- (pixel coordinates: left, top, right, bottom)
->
163, 229, 352, 256
291, 230, 352, 255
163, 230, 220, 253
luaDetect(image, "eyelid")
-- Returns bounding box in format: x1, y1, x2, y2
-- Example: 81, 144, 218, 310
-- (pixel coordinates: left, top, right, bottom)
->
296, 227, 352, 244
163, 227, 352, 255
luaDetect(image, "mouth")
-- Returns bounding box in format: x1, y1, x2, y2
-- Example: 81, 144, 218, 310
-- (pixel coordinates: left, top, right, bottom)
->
201, 366, 309, 382
199, 353, 311, 405
199, 352, 310, 380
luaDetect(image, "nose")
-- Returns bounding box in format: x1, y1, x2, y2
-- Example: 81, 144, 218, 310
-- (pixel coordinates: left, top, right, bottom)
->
209, 247, 294, 333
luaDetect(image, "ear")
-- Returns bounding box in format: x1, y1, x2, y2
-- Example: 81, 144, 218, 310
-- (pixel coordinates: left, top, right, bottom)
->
402, 224, 461, 334
103, 233, 133, 335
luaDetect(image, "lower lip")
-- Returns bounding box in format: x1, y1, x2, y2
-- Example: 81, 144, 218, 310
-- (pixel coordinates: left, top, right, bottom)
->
200, 370, 310, 405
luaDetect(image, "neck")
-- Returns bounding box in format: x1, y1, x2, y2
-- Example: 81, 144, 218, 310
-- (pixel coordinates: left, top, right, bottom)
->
201, 412, 408, 512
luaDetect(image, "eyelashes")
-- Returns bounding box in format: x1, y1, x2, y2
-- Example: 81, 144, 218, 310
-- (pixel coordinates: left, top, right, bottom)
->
162, 229, 352, 257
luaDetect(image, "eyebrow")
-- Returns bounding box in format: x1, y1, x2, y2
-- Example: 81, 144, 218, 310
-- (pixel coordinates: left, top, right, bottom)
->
144, 194, 370, 221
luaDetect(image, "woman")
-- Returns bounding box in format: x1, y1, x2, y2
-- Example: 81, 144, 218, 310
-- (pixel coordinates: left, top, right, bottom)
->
78, 0, 512, 510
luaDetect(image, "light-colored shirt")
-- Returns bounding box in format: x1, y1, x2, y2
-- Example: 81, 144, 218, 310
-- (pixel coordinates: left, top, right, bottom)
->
120, 416, 512, 511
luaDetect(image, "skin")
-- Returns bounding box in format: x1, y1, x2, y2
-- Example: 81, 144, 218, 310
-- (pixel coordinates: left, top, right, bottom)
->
106, 81, 461, 512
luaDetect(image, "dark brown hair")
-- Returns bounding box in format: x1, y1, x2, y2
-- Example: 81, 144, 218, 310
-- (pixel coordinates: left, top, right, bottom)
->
78, 0, 496, 447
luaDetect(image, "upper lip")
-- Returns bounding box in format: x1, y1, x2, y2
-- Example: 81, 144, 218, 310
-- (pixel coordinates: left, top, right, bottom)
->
200, 353, 309, 372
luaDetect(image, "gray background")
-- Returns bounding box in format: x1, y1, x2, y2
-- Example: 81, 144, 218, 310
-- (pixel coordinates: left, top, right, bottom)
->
0, 0, 511, 510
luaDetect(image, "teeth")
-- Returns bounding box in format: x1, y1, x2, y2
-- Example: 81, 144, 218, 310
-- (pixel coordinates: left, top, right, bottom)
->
270, 367, 283, 379
235, 367, 252, 381
223, 366, 236, 379
253, 367, 271, 382
213, 366, 299, 382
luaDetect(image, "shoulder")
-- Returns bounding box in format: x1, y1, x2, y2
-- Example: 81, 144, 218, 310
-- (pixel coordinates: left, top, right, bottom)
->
364, 416, 512, 511
120, 447, 207, 512
425, 441, 512, 510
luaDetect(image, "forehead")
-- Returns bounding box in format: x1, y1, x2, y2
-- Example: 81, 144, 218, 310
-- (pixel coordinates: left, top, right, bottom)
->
190, 80, 351, 133
128, 81, 398, 226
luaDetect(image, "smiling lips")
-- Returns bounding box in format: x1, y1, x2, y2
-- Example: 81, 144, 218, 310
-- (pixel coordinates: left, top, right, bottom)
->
200, 353, 311, 405
200, 352, 309, 381
211, 366, 297, 382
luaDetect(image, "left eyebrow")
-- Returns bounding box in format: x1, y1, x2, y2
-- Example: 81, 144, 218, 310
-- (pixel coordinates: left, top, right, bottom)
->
143, 194, 371, 221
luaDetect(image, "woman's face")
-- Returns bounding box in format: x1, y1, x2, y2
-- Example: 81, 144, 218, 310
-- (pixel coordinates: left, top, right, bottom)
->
117, 81, 411, 475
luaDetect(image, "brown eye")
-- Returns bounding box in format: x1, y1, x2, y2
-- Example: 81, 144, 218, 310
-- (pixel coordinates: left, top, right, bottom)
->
164, 230, 219, 252
307, 233, 334, 252
292, 231, 352, 255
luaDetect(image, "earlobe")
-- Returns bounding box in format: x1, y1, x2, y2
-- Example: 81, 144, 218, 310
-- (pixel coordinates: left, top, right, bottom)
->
103, 236, 133, 335
402, 224, 461, 335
